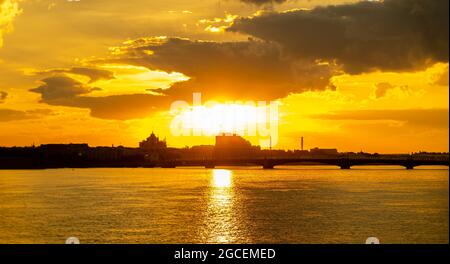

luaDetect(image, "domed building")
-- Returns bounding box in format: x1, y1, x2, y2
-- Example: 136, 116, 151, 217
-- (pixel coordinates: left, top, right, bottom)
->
139, 132, 167, 151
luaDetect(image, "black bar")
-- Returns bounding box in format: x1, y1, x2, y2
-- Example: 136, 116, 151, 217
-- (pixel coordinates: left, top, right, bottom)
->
1, 244, 449, 262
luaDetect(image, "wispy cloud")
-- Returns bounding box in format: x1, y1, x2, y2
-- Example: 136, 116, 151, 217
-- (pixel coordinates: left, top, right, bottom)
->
0, 0, 21, 47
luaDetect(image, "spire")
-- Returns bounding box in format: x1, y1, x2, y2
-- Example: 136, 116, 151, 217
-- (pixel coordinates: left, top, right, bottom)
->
150, 131, 156, 140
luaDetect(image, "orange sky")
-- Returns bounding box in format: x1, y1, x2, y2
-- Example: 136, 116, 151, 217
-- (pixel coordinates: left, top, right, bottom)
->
0, 0, 448, 153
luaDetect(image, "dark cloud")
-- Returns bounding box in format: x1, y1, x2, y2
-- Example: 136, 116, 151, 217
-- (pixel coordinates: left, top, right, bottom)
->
374, 82, 394, 99
310, 109, 449, 129
0, 91, 7, 102
36, 67, 115, 83
431, 64, 449, 86
108, 37, 338, 101
373, 82, 408, 99
30, 75, 169, 120
30, 76, 102, 100
48, 94, 170, 120
229, 0, 449, 74
0, 108, 53, 122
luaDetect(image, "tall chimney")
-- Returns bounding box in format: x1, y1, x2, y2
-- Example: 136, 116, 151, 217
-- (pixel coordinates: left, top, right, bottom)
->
301, 137, 304, 151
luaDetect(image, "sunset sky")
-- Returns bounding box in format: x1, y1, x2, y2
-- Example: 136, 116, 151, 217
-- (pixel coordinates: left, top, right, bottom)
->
0, 0, 448, 153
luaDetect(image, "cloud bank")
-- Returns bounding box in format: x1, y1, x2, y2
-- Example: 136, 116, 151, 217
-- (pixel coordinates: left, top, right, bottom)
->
29, 0, 449, 120
229, 0, 449, 73
30, 76, 102, 101
36, 67, 115, 83
107, 37, 338, 101
30, 75, 170, 120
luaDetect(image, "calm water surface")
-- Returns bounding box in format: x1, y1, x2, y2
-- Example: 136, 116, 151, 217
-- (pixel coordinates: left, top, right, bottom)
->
0, 166, 448, 244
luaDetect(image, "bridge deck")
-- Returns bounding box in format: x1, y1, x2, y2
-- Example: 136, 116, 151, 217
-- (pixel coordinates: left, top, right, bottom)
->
171, 157, 449, 169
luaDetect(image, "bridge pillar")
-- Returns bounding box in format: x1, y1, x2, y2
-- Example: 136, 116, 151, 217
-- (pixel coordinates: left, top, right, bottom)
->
204, 161, 215, 169
263, 164, 274, 169
403, 160, 416, 170
405, 164, 415, 170
339, 159, 351, 169
262, 161, 275, 169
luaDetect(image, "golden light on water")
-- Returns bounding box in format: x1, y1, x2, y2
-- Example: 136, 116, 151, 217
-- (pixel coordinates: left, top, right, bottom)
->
212, 169, 232, 188
202, 169, 237, 243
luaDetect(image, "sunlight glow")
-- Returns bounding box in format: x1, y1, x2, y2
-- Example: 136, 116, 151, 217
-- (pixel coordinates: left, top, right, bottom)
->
174, 103, 271, 136
212, 169, 232, 188
90, 64, 189, 96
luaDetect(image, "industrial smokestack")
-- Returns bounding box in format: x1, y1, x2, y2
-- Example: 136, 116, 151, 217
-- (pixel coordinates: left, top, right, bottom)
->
301, 137, 304, 151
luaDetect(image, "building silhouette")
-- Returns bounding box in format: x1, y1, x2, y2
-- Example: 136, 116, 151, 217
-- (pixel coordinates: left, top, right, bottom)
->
139, 132, 168, 161
214, 133, 260, 159
0, 134, 449, 169
139, 132, 167, 151
310, 147, 338, 155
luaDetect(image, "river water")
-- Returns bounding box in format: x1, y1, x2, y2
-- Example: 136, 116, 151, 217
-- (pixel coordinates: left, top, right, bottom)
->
0, 166, 448, 244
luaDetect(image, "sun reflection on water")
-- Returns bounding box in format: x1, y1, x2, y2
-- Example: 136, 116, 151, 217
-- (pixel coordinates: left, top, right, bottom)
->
199, 169, 243, 243
212, 169, 232, 188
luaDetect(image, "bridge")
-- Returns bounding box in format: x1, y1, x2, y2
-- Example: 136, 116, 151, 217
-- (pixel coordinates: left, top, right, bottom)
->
160, 156, 450, 169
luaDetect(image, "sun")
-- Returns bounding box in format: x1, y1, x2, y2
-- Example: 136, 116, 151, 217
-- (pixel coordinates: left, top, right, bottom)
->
172, 103, 272, 136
